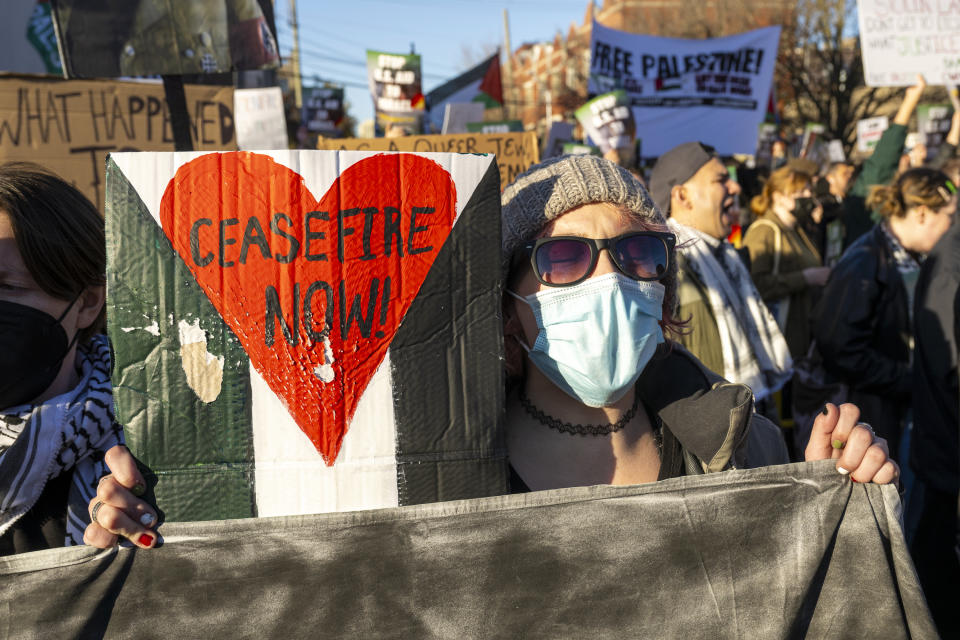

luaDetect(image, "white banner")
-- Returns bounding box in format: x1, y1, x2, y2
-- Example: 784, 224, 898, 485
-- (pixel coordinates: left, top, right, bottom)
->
858, 0, 960, 86
234, 87, 289, 150
588, 22, 780, 156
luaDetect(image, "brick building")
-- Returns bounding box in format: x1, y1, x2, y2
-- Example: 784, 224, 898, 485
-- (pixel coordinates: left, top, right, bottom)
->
505, 0, 792, 137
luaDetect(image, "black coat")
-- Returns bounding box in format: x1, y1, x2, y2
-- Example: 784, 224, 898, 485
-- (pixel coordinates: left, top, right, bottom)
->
813, 224, 912, 455
911, 221, 960, 493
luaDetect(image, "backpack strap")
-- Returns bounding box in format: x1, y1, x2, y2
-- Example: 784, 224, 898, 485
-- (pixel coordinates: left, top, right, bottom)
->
749, 218, 783, 276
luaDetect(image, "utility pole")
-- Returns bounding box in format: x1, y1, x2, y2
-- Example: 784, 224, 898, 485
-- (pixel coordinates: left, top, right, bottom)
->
289, 0, 303, 109
502, 8, 513, 120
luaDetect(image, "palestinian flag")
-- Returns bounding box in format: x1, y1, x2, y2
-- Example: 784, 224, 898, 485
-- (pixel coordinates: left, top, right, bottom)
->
105, 150, 506, 522
426, 53, 502, 133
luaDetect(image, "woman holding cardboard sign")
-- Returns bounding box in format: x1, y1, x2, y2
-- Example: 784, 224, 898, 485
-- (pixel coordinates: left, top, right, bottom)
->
501, 155, 898, 490
0, 163, 158, 555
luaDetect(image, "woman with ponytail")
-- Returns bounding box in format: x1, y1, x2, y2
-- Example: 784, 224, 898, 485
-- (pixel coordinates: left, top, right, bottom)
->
811, 168, 957, 461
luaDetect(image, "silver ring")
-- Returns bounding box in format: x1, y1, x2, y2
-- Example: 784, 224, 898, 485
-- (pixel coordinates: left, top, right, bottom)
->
91, 500, 104, 525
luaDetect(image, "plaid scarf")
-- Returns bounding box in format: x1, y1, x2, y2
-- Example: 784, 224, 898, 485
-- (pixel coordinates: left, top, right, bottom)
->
0, 335, 123, 546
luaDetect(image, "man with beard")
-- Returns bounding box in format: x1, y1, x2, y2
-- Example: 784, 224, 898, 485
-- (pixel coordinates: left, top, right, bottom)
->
649, 142, 793, 413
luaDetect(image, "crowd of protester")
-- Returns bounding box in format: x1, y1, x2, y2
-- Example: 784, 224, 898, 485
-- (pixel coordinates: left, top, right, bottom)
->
0, 75, 957, 636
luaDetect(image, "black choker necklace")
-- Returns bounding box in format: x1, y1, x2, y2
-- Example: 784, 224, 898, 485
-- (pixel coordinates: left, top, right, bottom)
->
518, 389, 640, 436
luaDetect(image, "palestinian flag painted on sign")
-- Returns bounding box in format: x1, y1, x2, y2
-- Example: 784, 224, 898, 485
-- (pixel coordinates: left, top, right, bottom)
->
105, 150, 506, 522
426, 53, 503, 134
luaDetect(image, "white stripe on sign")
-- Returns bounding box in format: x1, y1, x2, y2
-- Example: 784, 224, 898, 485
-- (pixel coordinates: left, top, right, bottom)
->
250, 353, 399, 516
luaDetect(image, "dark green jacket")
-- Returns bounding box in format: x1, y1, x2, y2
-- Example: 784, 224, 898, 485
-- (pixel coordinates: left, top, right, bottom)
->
843, 123, 908, 250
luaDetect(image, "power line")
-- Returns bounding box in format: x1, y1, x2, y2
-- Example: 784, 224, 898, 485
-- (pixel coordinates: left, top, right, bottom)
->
275, 25, 463, 77
281, 45, 453, 81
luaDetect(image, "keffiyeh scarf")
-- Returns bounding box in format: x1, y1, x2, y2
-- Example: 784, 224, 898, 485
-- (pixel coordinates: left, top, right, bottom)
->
669, 220, 793, 400
0, 335, 123, 546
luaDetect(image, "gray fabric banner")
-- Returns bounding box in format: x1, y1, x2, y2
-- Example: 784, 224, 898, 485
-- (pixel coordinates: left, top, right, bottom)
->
0, 461, 937, 639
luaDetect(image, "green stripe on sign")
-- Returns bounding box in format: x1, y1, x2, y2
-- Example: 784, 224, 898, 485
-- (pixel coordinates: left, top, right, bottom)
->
105, 157, 256, 522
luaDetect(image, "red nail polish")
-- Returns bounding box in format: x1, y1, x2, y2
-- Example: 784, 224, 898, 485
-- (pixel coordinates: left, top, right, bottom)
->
138, 533, 154, 547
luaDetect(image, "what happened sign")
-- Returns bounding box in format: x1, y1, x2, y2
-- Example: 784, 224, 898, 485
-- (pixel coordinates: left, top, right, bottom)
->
587, 22, 780, 156
0, 74, 235, 210
858, 0, 960, 86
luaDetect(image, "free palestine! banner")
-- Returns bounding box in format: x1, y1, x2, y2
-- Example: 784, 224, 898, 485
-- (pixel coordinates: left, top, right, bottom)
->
105, 150, 506, 522
588, 22, 780, 156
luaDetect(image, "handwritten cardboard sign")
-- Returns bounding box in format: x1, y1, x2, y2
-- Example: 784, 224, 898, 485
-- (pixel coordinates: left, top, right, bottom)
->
106, 150, 505, 521
0, 73, 235, 210
317, 131, 538, 191
858, 0, 960, 85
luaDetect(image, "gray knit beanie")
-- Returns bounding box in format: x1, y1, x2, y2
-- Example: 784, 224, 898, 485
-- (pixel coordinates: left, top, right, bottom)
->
501, 155, 664, 275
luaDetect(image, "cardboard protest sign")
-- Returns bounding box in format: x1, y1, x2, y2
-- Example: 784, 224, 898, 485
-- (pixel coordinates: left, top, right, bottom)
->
917, 104, 954, 160
575, 90, 636, 154
317, 131, 538, 191
857, 115, 890, 153
0, 74, 235, 211
426, 53, 502, 134
303, 85, 345, 135
367, 50, 425, 135
542, 121, 576, 160
49, 0, 279, 77
465, 120, 523, 134
234, 86, 288, 150
0, 463, 937, 639
588, 22, 780, 156
857, 0, 960, 85
105, 150, 505, 521
1, 0, 62, 74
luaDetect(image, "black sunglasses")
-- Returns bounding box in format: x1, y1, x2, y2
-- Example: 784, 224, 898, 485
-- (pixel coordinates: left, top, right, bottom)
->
521, 231, 676, 287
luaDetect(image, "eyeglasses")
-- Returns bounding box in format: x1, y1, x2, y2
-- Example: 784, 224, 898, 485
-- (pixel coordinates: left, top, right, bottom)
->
521, 231, 676, 287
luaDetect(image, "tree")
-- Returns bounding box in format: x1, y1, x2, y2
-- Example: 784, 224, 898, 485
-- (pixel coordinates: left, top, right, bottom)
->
777, 0, 900, 155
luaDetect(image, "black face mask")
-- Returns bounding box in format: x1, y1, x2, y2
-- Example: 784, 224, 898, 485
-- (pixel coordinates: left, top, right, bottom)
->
0, 297, 80, 409
793, 197, 818, 225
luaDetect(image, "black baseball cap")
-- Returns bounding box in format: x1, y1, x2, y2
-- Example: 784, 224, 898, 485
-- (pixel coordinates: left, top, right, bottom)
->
649, 142, 717, 216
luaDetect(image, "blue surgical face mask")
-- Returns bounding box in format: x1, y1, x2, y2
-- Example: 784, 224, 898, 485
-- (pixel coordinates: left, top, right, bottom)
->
508, 272, 665, 408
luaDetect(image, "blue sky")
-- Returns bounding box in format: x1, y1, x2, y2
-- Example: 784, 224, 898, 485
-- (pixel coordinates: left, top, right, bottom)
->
272, 0, 596, 125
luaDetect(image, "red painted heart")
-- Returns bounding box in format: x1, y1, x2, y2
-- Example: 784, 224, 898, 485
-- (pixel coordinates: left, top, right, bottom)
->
159, 152, 457, 465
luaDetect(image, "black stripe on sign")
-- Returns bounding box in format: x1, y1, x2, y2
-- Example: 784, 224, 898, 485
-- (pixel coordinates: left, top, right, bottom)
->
389, 158, 509, 506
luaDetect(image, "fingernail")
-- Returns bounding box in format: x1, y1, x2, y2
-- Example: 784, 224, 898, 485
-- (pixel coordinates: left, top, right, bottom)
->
131, 483, 146, 497
140, 513, 154, 527
821, 405, 830, 416
138, 533, 154, 547
837, 466, 850, 475
832, 439, 845, 449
